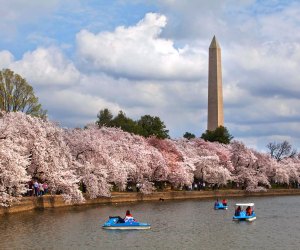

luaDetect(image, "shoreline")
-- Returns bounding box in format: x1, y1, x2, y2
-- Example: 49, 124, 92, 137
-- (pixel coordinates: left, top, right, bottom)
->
1, 188, 300, 215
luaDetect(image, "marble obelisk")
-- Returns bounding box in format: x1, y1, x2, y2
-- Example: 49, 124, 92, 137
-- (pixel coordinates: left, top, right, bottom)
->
207, 36, 224, 131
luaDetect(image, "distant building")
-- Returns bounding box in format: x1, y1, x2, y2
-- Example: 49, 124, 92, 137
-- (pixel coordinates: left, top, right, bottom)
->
207, 36, 224, 131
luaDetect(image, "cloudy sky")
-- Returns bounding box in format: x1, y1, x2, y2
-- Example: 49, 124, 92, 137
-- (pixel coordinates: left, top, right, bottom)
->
1, 0, 300, 150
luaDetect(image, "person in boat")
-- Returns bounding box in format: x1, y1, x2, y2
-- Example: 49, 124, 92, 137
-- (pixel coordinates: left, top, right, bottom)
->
235, 206, 241, 216
124, 210, 135, 222
246, 206, 252, 216
214, 199, 219, 206
222, 199, 227, 206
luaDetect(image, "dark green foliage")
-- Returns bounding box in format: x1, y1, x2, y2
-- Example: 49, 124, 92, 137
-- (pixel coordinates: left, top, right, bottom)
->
201, 126, 233, 144
111, 111, 140, 134
183, 132, 196, 140
0, 68, 46, 118
96, 108, 113, 127
137, 115, 169, 139
96, 108, 169, 139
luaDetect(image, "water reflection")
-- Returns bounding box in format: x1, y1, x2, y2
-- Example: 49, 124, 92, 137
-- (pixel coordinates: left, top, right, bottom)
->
0, 196, 300, 250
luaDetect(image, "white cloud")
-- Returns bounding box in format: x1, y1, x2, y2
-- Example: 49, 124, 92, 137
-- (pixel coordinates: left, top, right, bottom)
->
2, 1, 300, 150
39, 88, 121, 127
76, 13, 205, 81
9, 47, 81, 87
0, 51, 14, 69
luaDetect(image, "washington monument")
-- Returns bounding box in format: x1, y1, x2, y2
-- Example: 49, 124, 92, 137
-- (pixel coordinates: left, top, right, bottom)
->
207, 36, 224, 131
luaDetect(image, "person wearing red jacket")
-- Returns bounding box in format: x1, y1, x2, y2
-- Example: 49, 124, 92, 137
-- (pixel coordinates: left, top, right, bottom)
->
124, 210, 134, 222
246, 206, 252, 216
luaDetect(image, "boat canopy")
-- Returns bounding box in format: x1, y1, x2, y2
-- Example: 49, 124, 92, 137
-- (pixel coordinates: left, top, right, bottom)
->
235, 203, 254, 207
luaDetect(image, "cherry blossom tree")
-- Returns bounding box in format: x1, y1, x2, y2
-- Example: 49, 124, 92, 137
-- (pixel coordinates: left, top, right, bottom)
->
274, 158, 300, 185
272, 162, 290, 185
64, 126, 114, 198
175, 138, 232, 186
2, 111, 300, 207
147, 137, 194, 188
65, 125, 169, 195
0, 141, 30, 206
0, 112, 83, 204
230, 141, 272, 191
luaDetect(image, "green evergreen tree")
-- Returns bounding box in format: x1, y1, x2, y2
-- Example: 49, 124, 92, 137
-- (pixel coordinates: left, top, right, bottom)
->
137, 115, 169, 139
96, 108, 113, 127
95, 109, 170, 139
111, 111, 139, 134
183, 132, 196, 140
201, 126, 233, 144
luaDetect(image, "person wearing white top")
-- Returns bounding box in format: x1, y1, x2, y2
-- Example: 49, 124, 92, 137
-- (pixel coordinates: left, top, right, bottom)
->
39, 183, 44, 196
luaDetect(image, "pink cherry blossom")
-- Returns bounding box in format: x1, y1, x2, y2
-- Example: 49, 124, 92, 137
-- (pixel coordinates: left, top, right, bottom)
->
1, 111, 300, 207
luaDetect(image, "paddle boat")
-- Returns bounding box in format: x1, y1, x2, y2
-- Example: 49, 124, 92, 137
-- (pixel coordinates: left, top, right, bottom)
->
232, 203, 256, 221
214, 202, 228, 210
102, 216, 151, 230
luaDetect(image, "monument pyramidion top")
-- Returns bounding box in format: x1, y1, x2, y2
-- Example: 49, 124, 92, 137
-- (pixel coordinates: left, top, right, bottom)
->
209, 35, 221, 49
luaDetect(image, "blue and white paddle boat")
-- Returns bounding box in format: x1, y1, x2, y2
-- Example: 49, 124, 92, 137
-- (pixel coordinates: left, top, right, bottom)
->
102, 216, 151, 230
214, 202, 228, 210
232, 203, 256, 221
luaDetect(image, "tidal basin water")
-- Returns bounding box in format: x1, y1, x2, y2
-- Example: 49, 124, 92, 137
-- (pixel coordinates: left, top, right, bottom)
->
1, 195, 300, 250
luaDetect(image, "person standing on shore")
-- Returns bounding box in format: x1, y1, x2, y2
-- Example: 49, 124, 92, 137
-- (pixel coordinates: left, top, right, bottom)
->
43, 183, 48, 194
33, 180, 39, 196
39, 183, 44, 196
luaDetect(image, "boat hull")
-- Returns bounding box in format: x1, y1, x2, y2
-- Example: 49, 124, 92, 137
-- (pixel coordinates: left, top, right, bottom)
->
233, 211, 256, 221
102, 216, 151, 230
214, 206, 228, 210
214, 203, 228, 210
233, 216, 256, 221
102, 225, 151, 230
